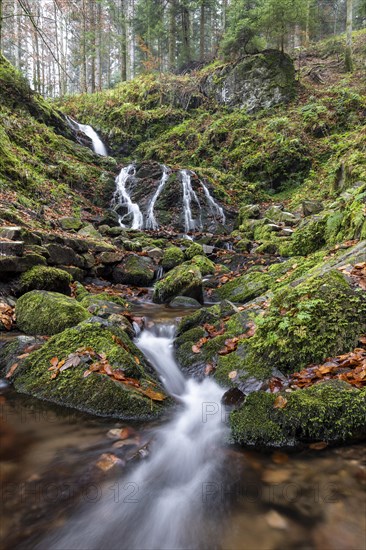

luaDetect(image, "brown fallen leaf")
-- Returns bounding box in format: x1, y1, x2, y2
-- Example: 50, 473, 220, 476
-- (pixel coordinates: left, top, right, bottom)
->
273, 395, 288, 409
6, 363, 18, 379
228, 370, 237, 380
96, 453, 122, 471
192, 345, 201, 354
309, 441, 328, 450
50, 356, 59, 368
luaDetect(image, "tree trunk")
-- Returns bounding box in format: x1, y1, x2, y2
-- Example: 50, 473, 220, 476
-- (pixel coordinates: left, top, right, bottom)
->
168, 0, 176, 70
199, 1, 205, 61
345, 0, 353, 71
181, 5, 191, 65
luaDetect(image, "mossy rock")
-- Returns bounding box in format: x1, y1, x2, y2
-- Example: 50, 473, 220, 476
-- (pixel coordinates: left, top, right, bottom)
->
18, 266, 72, 296
80, 293, 130, 311
291, 216, 327, 256
185, 243, 204, 260
113, 255, 155, 286
10, 322, 168, 420
153, 264, 203, 304
245, 270, 366, 374
15, 290, 90, 335
189, 255, 216, 275
231, 381, 366, 449
161, 246, 185, 270
215, 269, 272, 303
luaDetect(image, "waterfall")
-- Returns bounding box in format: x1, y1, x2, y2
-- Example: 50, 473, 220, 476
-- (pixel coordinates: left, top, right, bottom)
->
114, 164, 144, 230
180, 170, 202, 233
145, 165, 170, 230
68, 117, 108, 156
42, 323, 228, 550
200, 181, 226, 225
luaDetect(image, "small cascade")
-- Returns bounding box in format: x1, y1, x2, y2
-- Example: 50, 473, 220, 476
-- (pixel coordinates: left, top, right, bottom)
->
67, 117, 107, 156
145, 165, 170, 230
114, 164, 144, 230
43, 322, 228, 550
200, 181, 226, 224
155, 265, 165, 280
180, 169, 203, 233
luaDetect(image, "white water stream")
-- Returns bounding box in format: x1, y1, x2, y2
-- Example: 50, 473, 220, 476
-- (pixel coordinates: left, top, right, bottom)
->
43, 323, 228, 550
114, 164, 144, 230
181, 169, 203, 233
145, 165, 170, 230
68, 117, 108, 156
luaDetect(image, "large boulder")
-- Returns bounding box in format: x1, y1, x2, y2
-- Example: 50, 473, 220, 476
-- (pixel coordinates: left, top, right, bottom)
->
15, 290, 89, 335
230, 381, 366, 449
202, 50, 296, 112
18, 266, 72, 296
153, 264, 203, 304
112, 254, 155, 286
4, 322, 168, 420
161, 246, 185, 271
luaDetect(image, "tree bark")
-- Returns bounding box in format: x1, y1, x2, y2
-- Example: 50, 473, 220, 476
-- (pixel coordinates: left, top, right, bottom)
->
345, 0, 353, 71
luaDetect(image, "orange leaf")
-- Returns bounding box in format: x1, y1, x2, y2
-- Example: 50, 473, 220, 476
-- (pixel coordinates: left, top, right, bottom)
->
274, 395, 288, 409
50, 357, 59, 368
6, 363, 18, 379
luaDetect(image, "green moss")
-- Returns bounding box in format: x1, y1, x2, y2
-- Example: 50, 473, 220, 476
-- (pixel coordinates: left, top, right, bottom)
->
153, 264, 202, 304
19, 266, 72, 295
189, 255, 216, 275
245, 270, 366, 374
215, 269, 272, 303
231, 382, 366, 448
12, 323, 167, 419
81, 293, 130, 310
161, 246, 185, 270
185, 243, 204, 259
15, 290, 90, 335
291, 216, 327, 255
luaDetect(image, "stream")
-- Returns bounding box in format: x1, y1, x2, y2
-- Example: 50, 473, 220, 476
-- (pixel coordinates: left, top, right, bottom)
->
1, 305, 365, 550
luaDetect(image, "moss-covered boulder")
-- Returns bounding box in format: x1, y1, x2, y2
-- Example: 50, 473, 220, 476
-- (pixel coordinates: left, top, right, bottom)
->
230, 381, 366, 449
112, 254, 155, 286
18, 266, 72, 296
189, 255, 216, 275
15, 290, 89, 335
245, 270, 366, 374
215, 269, 272, 303
8, 322, 168, 419
185, 242, 204, 260
153, 264, 203, 304
291, 215, 327, 256
161, 246, 185, 270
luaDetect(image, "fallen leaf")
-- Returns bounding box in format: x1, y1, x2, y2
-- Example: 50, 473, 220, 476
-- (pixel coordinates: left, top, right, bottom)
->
228, 370, 237, 380
309, 441, 328, 450
274, 395, 288, 409
96, 453, 122, 471
6, 363, 18, 379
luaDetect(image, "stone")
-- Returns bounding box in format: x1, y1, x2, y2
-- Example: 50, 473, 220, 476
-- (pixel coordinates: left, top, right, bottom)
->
98, 251, 124, 264
59, 217, 83, 231
302, 200, 323, 217
202, 50, 296, 112
78, 224, 102, 239
161, 247, 185, 270
146, 248, 164, 262
0, 253, 46, 274
169, 296, 202, 308
0, 226, 22, 240
45, 243, 85, 268
112, 255, 155, 286
15, 290, 90, 335
18, 266, 72, 296
0, 240, 24, 256
153, 264, 203, 304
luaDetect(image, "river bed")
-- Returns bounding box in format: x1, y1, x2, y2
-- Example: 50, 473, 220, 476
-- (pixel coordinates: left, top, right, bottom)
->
1, 306, 365, 550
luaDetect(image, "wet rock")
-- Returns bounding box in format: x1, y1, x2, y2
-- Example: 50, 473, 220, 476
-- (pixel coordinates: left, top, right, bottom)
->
169, 296, 202, 308
98, 251, 124, 264
0, 253, 47, 274
78, 224, 102, 239
153, 264, 203, 304
162, 246, 185, 270
15, 290, 90, 335
222, 387, 245, 408
112, 254, 155, 286
0, 226, 22, 240
9, 322, 168, 419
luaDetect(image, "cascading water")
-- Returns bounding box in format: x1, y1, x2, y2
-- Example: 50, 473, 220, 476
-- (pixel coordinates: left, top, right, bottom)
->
200, 181, 226, 225
42, 323, 228, 550
180, 169, 203, 233
145, 165, 170, 230
68, 117, 108, 156
114, 164, 144, 230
